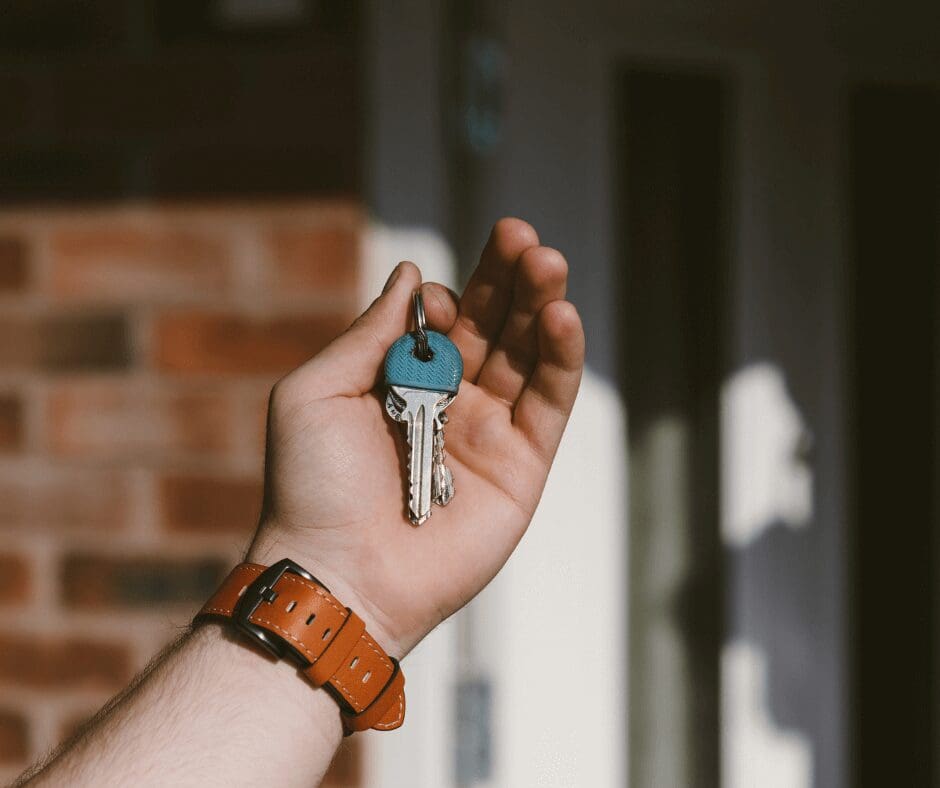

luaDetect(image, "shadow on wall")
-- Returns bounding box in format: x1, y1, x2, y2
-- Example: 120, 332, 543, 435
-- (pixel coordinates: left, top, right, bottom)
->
721, 362, 817, 788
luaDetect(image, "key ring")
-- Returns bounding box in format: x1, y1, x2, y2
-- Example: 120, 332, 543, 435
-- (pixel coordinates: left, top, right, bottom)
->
412, 291, 432, 361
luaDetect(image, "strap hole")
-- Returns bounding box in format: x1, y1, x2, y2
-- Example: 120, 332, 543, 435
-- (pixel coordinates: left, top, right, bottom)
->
305, 613, 316, 625
362, 671, 372, 684
237, 585, 248, 597
350, 657, 359, 669
286, 600, 296, 612
322, 628, 332, 640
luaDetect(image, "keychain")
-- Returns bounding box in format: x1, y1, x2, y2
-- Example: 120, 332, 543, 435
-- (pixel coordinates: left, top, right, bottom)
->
384, 292, 463, 525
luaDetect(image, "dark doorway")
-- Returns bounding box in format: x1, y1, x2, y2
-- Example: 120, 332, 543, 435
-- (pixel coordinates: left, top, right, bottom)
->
849, 84, 940, 787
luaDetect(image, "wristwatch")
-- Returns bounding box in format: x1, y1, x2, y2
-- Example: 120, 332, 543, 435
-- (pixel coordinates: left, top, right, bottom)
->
194, 559, 405, 735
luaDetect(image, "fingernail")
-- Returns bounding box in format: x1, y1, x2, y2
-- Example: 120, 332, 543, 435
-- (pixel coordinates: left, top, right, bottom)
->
382, 264, 401, 294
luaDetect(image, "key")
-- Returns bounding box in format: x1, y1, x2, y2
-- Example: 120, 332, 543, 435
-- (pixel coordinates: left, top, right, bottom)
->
384, 292, 463, 525
432, 414, 455, 506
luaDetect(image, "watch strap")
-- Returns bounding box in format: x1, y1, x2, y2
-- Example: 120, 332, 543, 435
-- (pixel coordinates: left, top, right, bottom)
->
195, 562, 405, 734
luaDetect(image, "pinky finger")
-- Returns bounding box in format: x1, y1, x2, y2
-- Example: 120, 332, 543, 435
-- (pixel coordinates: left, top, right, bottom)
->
512, 300, 585, 460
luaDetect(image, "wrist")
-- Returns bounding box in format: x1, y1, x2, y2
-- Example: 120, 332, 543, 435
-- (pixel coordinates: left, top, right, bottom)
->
246, 520, 409, 658
198, 547, 410, 735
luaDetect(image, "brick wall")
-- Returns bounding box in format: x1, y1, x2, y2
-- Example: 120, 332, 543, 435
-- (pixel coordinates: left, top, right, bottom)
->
0, 201, 363, 785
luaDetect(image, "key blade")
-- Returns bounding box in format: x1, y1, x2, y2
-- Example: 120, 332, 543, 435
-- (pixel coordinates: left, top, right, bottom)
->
395, 388, 449, 525
409, 400, 434, 524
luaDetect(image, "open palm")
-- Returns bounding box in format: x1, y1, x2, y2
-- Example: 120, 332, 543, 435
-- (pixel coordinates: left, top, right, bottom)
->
248, 219, 584, 656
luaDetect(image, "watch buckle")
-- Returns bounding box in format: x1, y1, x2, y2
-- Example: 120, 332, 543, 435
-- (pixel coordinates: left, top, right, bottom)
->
233, 558, 329, 663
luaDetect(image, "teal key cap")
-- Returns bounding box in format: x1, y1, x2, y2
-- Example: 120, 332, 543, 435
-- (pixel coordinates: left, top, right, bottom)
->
384, 330, 463, 394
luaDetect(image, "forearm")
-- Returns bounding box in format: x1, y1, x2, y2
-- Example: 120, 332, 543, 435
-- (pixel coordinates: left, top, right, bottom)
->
20, 624, 343, 787
18, 520, 404, 788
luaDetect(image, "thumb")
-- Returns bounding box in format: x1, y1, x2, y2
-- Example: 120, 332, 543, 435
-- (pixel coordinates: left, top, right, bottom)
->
289, 261, 422, 398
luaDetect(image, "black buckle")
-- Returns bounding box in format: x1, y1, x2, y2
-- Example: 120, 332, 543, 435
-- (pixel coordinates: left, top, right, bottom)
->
234, 558, 330, 663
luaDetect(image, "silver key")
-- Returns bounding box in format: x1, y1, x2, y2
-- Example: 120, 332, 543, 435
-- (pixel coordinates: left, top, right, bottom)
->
388, 386, 454, 524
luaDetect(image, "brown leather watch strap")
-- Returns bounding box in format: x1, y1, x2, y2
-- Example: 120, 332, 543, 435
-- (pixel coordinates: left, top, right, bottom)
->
194, 561, 405, 735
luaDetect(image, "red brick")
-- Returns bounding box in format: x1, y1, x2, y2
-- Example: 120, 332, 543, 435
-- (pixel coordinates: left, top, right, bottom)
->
50, 226, 231, 301
0, 313, 132, 372
47, 382, 233, 460
0, 555, 30, 604
0, 394, 23, 451
0, 236, 29, 292
153, 311, 350, 376
158, 475, 263, 534
0, 466, 129, 531
267, 225, 359, 294
0, 709, 28, 764
0, 634, 132, 690
61, 554, 227, 609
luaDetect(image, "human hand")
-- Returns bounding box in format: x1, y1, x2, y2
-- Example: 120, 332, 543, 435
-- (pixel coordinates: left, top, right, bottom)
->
247, 219, 584, 656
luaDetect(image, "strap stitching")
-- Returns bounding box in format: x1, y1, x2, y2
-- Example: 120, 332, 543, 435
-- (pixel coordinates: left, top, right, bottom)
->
342, 664, 403, 729
215, 565, 346, 618
330, 674, 363, 712
199, 565, 265, 615
359, 632, 393, 671
332, 638, 395, 716
202, 605, 235, 616
372, 694, 405, 729
309, 615, 363, 683
343, 676, 404, 730
275, 573, 346, 616
250, 617, 316, 660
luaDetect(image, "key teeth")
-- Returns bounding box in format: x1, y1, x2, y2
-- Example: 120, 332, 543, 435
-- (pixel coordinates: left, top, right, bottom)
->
404, 429, 427, 525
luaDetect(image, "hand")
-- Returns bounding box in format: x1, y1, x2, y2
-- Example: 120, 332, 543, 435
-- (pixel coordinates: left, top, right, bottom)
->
248, 219, 585, 656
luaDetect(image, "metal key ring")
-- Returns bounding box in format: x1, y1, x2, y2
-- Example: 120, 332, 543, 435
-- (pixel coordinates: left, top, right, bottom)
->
412, 290, 432, 361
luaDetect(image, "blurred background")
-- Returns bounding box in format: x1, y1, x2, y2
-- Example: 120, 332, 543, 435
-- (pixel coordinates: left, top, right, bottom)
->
0, 1, 937, 786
